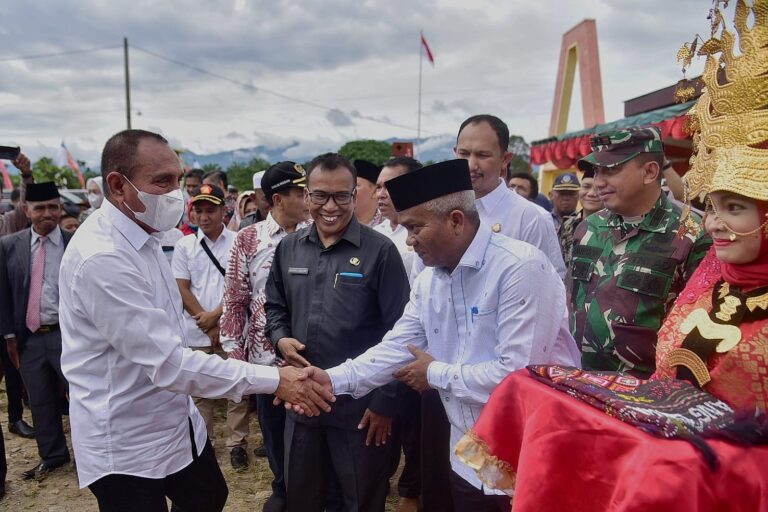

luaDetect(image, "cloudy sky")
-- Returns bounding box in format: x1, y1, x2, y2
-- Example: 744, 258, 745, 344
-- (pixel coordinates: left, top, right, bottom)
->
0, 0, 713, 167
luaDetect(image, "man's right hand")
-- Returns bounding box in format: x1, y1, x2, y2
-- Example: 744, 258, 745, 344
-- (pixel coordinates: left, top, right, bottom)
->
12, 153, 31, 175
5, 337, 19, 369
275, 366, 335, 417
277, 337, 310, 367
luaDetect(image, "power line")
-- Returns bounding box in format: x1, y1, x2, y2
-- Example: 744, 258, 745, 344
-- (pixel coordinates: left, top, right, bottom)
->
130, 44, 436, 135
0, 44, 121, 63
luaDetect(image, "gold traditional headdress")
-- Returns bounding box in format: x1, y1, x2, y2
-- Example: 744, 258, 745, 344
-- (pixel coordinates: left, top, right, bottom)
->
678, 0, 768, 203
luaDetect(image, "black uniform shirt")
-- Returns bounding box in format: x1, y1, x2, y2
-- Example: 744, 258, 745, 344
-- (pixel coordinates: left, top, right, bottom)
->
265, 217, 410, 423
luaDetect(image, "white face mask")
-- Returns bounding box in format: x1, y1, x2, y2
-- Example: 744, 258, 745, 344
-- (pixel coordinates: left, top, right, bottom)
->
123, 177, 184, 232
87, 192, 103, 209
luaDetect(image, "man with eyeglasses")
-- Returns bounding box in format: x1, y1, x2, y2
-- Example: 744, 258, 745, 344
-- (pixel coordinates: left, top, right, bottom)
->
265, 153, 410, 512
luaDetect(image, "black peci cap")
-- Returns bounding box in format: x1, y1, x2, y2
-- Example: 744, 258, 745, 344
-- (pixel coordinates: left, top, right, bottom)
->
386, 159, 473, 212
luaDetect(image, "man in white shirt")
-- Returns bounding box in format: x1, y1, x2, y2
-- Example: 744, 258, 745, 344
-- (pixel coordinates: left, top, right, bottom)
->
59, 129, 334, 512
354, 159, 383, 227
172, 183, 251, 471
302, 159, 580, 511
373, 156, 423, 512
455, 114, 565, 279
220, 161, 310, 512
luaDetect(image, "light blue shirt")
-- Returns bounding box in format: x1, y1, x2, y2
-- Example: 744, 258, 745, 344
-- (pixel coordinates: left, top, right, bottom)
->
328, 223, 580, 492
30, 225, 64, 325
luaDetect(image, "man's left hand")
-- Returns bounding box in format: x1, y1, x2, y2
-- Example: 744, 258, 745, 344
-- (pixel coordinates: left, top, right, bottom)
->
358, 409, 393, 447
393, 344, 434, 392
194, 310, 219, 332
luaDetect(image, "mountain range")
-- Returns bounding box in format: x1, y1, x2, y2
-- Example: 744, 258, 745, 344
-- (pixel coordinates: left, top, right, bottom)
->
179, 134, 457, 169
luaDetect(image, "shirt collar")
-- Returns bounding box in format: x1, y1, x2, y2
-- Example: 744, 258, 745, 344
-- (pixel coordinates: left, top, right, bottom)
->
605, 193, 670, 233
475, 178, 507, 214
302, 215, 362, 248
265, 212, 284, 237
102, 199, 152, 251
31, 225, 62, 246
434, 222, 492, 278
196, 224, 230, 246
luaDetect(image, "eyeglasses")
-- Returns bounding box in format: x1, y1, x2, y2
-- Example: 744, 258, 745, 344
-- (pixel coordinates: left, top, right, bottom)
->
307, 189, 355, 205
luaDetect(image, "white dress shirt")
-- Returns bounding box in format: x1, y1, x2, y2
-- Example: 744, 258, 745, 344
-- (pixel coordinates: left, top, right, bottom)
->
476, 179, 566, 278
172, 227, 235, 348
31, 225, 64, 325
328, 223, 580, 492
59, 200, 280, 488
374, 221, 417, 285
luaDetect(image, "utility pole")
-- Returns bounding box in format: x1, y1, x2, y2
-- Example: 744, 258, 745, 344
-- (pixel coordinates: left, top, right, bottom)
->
124, 37, 131, 129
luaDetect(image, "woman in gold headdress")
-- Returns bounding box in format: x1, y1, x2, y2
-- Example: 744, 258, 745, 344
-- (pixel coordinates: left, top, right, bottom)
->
653, 0, 768, 411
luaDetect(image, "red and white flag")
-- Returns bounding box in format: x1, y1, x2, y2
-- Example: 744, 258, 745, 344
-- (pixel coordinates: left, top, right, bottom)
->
421, 31, 435, 66
56, 141, 86, 189
0, 160, 12, 190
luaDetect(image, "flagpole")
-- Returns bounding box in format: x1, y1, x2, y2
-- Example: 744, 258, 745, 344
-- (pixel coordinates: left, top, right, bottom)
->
124, 37, 132, 130
417, 31, 423, 159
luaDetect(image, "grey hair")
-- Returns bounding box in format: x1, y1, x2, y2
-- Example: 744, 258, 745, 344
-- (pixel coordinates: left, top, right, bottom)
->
421, 190, 479, 223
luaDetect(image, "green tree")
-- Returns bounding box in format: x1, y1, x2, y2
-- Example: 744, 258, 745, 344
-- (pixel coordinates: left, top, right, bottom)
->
32, 157, 80, 188
338, 140, 392, 166
202, 163, 222, 173
508, 135, 531, 178
226, 158, 271, 192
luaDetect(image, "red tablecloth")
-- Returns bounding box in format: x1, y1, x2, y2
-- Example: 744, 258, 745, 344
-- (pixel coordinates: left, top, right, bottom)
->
456, 369, 768, 512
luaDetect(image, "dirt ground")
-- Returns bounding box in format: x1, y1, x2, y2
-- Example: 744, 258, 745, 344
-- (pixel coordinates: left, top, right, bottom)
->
0, 390, 402, 511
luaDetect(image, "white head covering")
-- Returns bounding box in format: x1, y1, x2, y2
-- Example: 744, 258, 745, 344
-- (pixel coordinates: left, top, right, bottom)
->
86, 176, 104, 209
252, 171, 266, 190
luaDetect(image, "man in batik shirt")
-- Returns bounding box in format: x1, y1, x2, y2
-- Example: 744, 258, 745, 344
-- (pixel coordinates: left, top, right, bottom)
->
220, 162, 309, 512
569, 127, 711, 378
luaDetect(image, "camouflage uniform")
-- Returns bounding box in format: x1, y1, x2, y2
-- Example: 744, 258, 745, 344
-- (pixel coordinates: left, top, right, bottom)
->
569, 127, 712, 378
558, 210, 586, 270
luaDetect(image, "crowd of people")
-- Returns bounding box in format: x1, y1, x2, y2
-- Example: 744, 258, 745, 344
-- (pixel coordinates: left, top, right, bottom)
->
0, 95, 765, 512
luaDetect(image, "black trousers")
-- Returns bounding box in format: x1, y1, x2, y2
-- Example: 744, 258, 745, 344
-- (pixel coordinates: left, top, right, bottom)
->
256, 394, 286, 498
389, 382, 421, 498
449, 471, 511, 512
18, 331, 69, 465
0, 420, 6, 484
284, 416, 392, 512
89, 439, 227, 512
0, 337, 24, 424
420, 389, 454, 512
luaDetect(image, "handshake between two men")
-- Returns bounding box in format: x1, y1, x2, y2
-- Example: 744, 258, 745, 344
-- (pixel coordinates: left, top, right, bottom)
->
274, 337, 436, 417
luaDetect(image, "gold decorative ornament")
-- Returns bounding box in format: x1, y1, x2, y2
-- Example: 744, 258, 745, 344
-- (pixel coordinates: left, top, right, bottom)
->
666, 348, 712, 387
681, 0, 768, 206
679, 308, 742, 353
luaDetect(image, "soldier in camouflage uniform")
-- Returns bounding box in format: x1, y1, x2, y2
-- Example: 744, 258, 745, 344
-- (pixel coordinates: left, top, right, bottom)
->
569, 127, 711, 378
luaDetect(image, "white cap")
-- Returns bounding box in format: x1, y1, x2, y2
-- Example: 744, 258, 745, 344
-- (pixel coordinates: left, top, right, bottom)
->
252, 170, 266, 190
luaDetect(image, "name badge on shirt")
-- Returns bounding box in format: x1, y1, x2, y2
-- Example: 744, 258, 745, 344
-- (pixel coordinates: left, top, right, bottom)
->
289, 267, 309, 275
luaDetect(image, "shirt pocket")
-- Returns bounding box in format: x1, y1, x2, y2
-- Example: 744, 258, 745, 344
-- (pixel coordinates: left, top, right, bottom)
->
616, 253, 677, 299
571, 245, 601, 282
470, 301, 498, 351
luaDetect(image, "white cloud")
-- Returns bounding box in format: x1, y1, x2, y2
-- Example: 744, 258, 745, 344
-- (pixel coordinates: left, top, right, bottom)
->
0, 0, 713, 167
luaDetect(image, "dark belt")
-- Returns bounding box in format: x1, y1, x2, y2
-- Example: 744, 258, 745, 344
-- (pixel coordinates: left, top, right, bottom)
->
34, 324, 59, 334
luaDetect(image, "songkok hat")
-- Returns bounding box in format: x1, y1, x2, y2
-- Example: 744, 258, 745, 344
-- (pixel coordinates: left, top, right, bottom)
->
578, 127, 664, 174
25, 182, 60, 202
386, 159, 472, 212
552, 173, 581, 191
261, 162, 307, 200
191, 184, 225, 205
252, 171, 266, 190
354, 160, 382, 185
